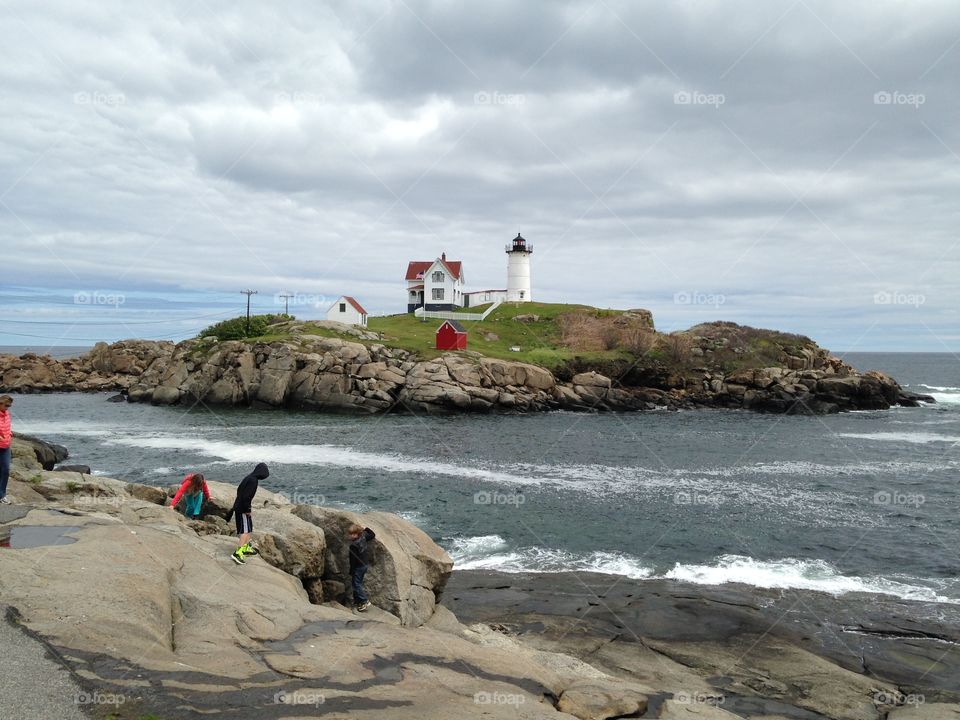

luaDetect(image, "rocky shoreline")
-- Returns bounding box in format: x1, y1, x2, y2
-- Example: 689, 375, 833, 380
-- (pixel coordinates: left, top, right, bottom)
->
0, 326, 935, 415
1, 436, 957, 719
446, 571, 960, 719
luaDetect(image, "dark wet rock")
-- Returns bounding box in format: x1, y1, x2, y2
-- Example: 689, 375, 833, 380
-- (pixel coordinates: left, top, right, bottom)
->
53, 464, 92, 475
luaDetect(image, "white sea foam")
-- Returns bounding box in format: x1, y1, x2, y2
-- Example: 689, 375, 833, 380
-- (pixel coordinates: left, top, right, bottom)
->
450, 539, 957, 604
838, 432, 960, 445
17, 421, 117, 437
928, 393, 960, 406
919, 385, 960, 392
455, 548, 654, 579
104, 436, 543, 486
663, 554, 958, 604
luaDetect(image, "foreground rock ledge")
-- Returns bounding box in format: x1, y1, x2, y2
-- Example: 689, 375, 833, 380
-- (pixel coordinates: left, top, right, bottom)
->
0, 330, 934, 414
0, 456, 649, 719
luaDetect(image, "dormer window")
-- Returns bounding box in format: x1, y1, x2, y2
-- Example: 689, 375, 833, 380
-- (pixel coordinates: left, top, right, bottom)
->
432, 271, 444, 282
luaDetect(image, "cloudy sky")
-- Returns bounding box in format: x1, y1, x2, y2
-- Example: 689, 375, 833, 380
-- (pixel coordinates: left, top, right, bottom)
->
1, 0, 957, 351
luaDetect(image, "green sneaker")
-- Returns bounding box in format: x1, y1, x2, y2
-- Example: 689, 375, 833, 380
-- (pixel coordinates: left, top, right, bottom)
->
241, 543, 259, 556
231, 549, 246, 565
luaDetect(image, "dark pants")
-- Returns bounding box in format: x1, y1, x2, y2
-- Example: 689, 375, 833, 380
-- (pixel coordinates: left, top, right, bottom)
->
0, 447, 10, 499
351, 564, 368, 605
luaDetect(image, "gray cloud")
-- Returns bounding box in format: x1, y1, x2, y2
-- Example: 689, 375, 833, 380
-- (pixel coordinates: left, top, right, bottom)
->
0, 0, 958, 350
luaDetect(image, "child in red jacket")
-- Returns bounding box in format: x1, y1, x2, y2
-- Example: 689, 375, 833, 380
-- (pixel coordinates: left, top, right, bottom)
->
169, 472, 210, 519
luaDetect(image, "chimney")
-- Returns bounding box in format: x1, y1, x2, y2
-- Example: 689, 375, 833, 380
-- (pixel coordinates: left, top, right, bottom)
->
441, 252, 446, 261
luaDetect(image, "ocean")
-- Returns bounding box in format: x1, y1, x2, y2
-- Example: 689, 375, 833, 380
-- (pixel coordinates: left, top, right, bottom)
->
5, 351, 959, 606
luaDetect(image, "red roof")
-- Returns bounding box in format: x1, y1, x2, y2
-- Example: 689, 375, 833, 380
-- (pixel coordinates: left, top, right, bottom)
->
343, 296, 367, 315
405, 258, 462, 280
408, 284, 424, 290
405, 261, 432, 281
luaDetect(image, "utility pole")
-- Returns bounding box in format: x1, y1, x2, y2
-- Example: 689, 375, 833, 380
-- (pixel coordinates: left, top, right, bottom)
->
279, 292, 295, 316
241, 289, 258, 334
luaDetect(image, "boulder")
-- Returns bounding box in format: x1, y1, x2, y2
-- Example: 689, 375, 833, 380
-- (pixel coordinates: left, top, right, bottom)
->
656, 699, 744, 720
12, 433, 69, 470
253, 509, 327, 603
557, 679, 648, 719
292, 505, 454, 626
10, 437, 42, 471
572, 372, 612, 389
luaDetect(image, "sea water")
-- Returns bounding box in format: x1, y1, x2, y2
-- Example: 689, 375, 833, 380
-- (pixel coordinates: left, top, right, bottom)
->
6, 351, 959, 605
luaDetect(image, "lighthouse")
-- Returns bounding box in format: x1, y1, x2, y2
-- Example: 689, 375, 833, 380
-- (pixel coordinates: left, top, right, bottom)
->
505, 232, 533, 302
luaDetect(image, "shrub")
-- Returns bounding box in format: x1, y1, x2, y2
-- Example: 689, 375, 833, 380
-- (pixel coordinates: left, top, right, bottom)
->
662, 333, 694, 365
558, 312, 608, 351
621, 327, 657, 356
198, 314, 291, 341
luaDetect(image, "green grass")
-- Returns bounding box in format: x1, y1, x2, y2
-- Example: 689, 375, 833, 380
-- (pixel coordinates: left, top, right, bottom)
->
367, 302, 630, 368
186, 303, 816, 376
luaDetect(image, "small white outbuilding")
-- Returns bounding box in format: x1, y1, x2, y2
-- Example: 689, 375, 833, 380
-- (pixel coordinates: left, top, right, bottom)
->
326, 296, 368, 327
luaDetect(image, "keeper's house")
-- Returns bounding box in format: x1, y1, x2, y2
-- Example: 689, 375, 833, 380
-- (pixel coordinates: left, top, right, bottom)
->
405, 253, 464, 312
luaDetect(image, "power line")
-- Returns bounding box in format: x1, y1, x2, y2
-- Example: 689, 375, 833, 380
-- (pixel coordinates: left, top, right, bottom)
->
0, 328, 204, 342
0, 309, 238, 326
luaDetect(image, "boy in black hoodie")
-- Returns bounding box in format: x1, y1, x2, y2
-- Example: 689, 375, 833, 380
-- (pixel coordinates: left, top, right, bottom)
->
347, 523, 376, 611
226, 462, 269, 565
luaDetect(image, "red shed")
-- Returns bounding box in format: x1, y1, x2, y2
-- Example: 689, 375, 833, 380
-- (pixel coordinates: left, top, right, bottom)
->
435, 320, 467, 351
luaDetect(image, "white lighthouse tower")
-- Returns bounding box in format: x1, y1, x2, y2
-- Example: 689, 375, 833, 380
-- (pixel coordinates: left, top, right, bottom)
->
506, 232, 533, 302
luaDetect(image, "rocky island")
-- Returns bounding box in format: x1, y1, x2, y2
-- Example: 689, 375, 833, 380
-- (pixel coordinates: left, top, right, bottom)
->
1, 435, 957, 719
0, 304, 935, 415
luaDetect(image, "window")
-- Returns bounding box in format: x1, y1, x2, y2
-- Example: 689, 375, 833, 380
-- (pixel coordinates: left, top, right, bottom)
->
432, 271, 444, 282
339, 303, 346, 312
519, 291, 525, 299
432, 288, 445, 300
